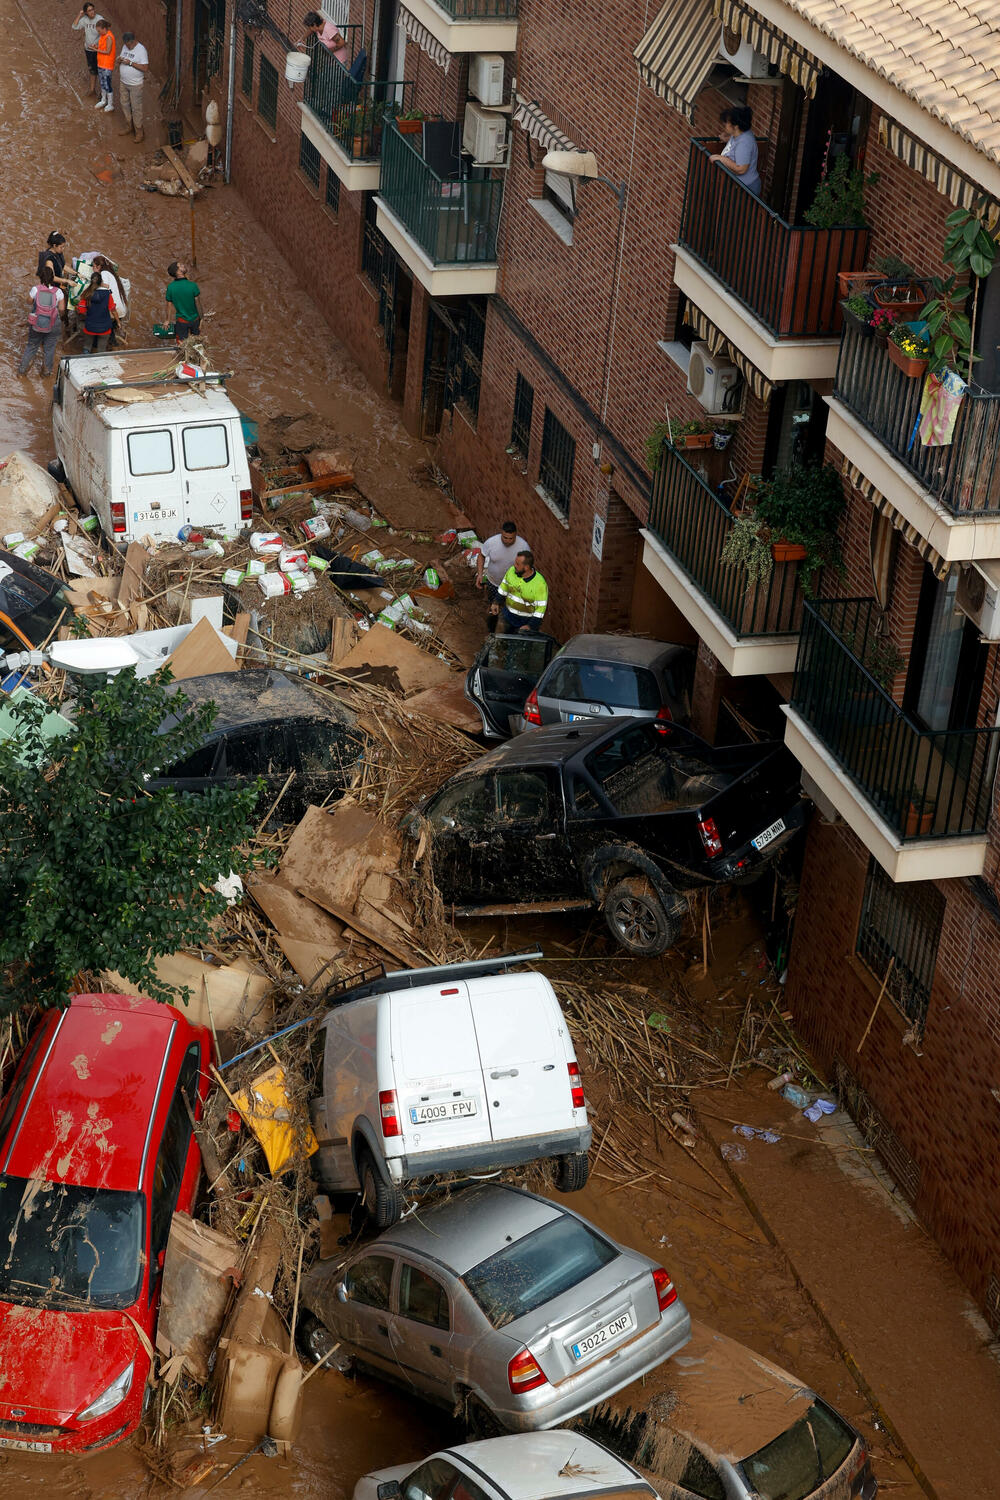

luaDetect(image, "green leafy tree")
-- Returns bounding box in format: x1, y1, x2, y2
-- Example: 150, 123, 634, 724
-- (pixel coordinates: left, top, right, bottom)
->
0, 669, 260, 1016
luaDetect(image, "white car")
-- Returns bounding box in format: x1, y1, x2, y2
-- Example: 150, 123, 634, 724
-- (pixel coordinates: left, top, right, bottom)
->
354, 1431, 662, 1500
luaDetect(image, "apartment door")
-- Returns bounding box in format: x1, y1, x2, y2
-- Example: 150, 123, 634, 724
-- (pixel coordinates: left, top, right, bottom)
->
904, 566, 985, 732
793, 72, 870, 222
421, 304, 454, 439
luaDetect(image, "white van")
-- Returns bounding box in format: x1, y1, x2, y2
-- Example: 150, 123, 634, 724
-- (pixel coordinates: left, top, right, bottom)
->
52, 348, 253, 545
310, 954, 592, 1227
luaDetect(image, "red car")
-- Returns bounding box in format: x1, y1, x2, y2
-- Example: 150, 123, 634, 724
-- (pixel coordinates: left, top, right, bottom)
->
0, 993, 212, 1454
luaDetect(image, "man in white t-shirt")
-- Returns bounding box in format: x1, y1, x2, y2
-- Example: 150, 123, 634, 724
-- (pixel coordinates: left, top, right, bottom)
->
117, 31, 149, 141
476, 520, 530, 630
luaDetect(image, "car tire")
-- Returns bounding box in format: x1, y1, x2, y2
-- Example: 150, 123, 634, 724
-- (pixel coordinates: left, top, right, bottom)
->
603, 875, 679, 957
358, 1147, 404, 1230
555, 1151, 590, 1193
464, 1395, 506, 1440
296, 1313, 339, 1366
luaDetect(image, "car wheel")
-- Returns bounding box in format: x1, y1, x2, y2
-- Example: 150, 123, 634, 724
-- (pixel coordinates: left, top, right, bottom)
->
603, 876, 679, 957
296, 1313, 339, 1366
464, 1395, 506, 1439
555, 1151, 590, 1192
359, 1148, 404, 1230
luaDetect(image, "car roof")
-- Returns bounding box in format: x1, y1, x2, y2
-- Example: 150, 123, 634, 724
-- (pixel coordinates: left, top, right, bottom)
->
447, 1432, 651, 1500
375, 1185, 562, 1275
453, 720, 614, 776
162, 668, 357, 734
556, 635, 684, 668
63, 351, 239, 427
1, 993, 195, 1193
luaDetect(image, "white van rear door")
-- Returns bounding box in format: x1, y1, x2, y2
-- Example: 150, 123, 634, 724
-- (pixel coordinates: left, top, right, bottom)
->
122, 427, 184, 541
181, 420, 239, 531
390, 984, 491, 1152
469, 975, 575, 1141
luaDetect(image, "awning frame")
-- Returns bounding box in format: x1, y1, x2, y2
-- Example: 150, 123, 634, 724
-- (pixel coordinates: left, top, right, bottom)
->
398, 7, 451, 73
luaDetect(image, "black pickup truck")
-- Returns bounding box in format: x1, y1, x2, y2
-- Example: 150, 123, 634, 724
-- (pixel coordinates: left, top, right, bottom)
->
416, 717, 807, 955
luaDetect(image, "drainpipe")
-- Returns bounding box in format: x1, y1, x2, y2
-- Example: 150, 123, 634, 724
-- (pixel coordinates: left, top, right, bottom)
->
225, 13, 237, 182
174, 0, 183, 106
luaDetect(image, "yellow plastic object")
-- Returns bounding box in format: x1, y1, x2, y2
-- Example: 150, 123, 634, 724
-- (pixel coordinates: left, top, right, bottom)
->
232, 1064, 318, 1176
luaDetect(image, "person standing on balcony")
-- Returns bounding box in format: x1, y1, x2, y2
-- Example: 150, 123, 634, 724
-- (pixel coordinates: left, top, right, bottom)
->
710, 107, 761, 197
300, 11, 349, 64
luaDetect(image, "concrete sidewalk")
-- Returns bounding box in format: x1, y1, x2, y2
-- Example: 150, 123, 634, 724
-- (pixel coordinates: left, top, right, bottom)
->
696, 1083, 1000, 1500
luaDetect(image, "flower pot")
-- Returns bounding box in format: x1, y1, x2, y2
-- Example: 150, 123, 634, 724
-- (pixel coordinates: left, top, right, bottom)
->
887, 340, 928, 378
840, 300, 873, 337
872, 280, 929, 317
837, 270, 882, 299
397, 118, 423, 134
904, 803, 934, 837
712, 430, 733, 450
679, 433, 713, 450
771, 540, 807, 563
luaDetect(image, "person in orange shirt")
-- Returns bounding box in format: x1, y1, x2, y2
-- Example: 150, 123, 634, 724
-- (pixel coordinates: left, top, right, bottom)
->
94, 19, 115, 112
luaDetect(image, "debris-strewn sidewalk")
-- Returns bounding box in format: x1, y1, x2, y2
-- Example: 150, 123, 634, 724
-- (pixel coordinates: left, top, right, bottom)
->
697, 1084, 1000, 1500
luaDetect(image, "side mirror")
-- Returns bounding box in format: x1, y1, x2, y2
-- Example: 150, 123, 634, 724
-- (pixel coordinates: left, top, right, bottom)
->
377, 1484, 401, 1500
336, 1281, 348, 1303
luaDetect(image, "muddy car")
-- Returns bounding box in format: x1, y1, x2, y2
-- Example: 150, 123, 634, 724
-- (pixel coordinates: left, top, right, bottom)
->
0, 548, 70, 655
577, 1320, 877, 1500
414, 718, 806, 955
465, 632, 558, 739
149, 668, 363, 822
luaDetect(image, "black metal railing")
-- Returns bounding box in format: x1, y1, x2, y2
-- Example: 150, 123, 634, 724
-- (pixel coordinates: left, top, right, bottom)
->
304, 44, 412, 161
679, 139, 871, 339
379, 122, 503, 265
791, 597, 1000, 839
648, 444, 803, 638
434, 0, 518, 16
834, 317, 1000, 515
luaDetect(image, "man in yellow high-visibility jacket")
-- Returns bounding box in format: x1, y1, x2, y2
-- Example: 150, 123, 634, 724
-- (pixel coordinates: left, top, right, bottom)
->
495, 550, 548, 633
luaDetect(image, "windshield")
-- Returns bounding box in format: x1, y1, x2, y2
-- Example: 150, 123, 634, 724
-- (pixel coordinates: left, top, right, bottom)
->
547, 658, 659, 709
0, 1177, 145, 1310
464, 1214, 618, 1329
740, 1400, 855, 1500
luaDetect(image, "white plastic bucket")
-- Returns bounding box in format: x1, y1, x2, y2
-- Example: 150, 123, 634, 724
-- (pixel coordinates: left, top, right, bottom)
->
285, 50, 311, 84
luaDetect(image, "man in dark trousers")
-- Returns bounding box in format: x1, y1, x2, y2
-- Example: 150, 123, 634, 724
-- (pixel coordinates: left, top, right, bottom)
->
164, 262, 202, 343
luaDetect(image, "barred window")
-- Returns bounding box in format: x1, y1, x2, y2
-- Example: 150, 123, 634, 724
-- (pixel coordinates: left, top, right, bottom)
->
856, 861, 944, 1030
510, 374, 533, 458
299, 132, 321, 189
240, 34, 254, 99
362, 193, 384, 289
325, 166, 341, 214
448, 300, 487, 424
538, 408, 575, 517
258, 55, 278, 130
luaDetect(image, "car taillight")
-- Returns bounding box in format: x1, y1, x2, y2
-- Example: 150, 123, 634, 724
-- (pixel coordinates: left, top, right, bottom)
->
568, 1060, 585, 1110
522, 687, 542, 726
378, 1089, 400, 1138
653, 704, 673, 734
507, 1348, 548, 1394
652, 1267, 678, 1311
110, 501, 126, 535
239, 487, 253, 521
848, 1442, 868, 1489
697, 815, 723, 857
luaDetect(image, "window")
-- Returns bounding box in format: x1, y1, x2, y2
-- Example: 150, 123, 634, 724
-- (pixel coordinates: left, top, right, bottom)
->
240, 32, 254, 98
182, 423, 229, 470
325, 166, 340, 214
128, 429, 174, 476
150, 1044, 200, 1260
544, 168, 576, 223
258, 54, 278, 130
740, 1400, 854, 1500
398, 1263, 450, 1330
345, 1254, 394, 1310
494, 769, 554, 826
362, 193, 385, 287
538, 408, 575, 516
403, 1459, 461, 1500
287, 719, 358, 774
425, 775, 494, 831
509, 373, 533, 458
856, 861, 944, 1030
543, 658, 660, 711
446, 299, 487, 423
222, 728, 272, 777
465, 1214, 618, 1329
163, 739, 220, 780
678, 1448, 727, 1500
299, 131, 321, 189
0, 1024, 49, 1146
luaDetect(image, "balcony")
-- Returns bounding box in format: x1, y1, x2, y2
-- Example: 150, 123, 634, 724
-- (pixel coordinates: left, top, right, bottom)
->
300, 45, 412, 192
641, 443, 803, 677
784, 597, 999, 880
827, 317, 1000, 563
400, 0, 518, 55
375, 120, 503, 295
673, 140, 870, 385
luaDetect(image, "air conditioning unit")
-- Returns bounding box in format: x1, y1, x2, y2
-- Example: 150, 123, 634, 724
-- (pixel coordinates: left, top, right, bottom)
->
687, 341, 739, 411
718, 26, 771, 77
955, 560, 1000, 640
469, 53, 505, 107
463, 102, 507, 164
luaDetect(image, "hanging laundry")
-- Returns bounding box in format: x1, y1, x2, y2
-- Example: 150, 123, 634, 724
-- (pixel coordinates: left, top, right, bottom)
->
918, 368, 966, 447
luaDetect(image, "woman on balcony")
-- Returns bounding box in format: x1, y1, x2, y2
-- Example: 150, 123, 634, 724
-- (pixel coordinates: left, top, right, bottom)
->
710, 107, 761, 197
301, 11, 349, 65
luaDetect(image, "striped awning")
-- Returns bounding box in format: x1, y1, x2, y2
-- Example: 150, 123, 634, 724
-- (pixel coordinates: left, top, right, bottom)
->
685, 300, 774, 403
512, 96, 575, 153
633, 0, 721, 120
398, 7, 450, 72
844, 461, 950, 579
714, 0, 821, 97
877, 117, 999, 228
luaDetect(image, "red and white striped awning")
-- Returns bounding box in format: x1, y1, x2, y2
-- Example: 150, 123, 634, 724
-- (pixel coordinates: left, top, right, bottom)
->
399, 7, 451, 72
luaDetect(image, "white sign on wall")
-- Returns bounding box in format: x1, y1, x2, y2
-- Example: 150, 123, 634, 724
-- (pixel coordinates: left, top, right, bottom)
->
591, 512, 605, 561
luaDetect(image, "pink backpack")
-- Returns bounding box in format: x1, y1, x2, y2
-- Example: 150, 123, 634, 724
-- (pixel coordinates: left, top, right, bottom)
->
29, 286, 60, 333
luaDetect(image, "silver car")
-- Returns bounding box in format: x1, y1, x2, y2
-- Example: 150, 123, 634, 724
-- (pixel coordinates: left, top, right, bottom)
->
300, 1184, 691, 1434
518, 635, 693, 733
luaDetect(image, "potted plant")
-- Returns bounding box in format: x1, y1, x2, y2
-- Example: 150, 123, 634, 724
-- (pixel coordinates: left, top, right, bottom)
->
870, 306, 899, 347
887, 323, 930, 377
920, 205, 999, 380
720, 512, 775, 584
396, 108, 425, 136
873, 278, 930, 316
804, 154, 878, 230
669, 418, 713, 450
904, 791, 935, 837
712, 425, 735, 450
721, 462, 846, 596
841, 294, 874, 336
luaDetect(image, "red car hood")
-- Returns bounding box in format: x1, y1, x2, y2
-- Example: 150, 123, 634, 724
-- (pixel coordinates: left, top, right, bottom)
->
0, 1299, 146, 1423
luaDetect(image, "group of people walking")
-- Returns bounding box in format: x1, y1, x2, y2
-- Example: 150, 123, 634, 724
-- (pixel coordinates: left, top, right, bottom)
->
72, 6, 148, 141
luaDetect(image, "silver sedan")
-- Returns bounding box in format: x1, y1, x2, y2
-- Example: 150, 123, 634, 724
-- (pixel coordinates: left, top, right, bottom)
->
300, 1184, 691, 1433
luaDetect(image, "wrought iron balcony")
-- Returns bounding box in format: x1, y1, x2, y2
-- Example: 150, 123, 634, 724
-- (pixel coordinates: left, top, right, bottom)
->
303, 45, 412, 162
379, 121, 503, 266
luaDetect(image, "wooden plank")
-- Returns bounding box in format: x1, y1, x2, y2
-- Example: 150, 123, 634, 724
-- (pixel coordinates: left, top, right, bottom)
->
163, 144, 200, 195
118, 541, 150, 609
260, 474, 354, 501
297, 881, 416, 967
248, 875, 343, 945
329, 616, 357, 667
274, 937, 345, 987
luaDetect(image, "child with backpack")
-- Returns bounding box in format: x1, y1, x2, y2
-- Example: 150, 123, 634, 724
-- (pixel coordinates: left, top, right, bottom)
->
17, 267, 64, 376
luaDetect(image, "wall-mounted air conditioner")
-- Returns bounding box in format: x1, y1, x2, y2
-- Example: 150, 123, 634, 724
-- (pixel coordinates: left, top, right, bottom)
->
463, 102, 507, 164
687, 341, 739, 411
718, 27, 770, 77
469, 53, 505, 107
956, 561, 1000, 640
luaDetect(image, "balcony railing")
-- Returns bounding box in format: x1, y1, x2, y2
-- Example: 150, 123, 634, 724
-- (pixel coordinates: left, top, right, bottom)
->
834, 317, 1000, 515
791, 597, 1000, 839
304, 45, 412, 161
433, 0, 518, 16
679, 139, 871, 339
648, 444, 803, 638
379, 121, 503, 265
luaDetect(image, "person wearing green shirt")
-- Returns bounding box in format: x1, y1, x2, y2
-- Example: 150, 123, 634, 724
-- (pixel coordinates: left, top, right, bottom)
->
496, 551, 548, 633
164, 261, 202, 343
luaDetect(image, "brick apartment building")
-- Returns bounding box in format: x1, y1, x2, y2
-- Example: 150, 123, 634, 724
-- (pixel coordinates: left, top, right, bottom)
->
112, 0, 1000, 1324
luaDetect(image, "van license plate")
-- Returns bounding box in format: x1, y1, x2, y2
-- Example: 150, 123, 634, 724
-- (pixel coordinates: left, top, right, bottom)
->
0, 1439, 52, 1452
409, 1100, 478, 1124
752, 817, 786, 851
572, 1310, 633, 1361
132, 508, 179, 523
